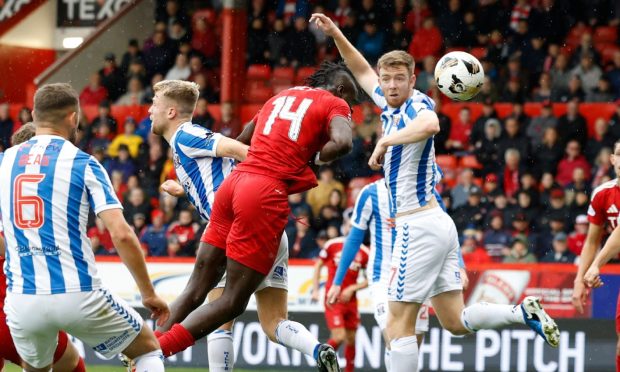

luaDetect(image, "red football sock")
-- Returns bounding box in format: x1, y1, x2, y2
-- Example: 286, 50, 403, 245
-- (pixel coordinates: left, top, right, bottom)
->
153, 330, 163, 338
327, 338, 341, 351
616, 354, 620, 372
72, 357, 86, 372
157, 323, 196, 357
344, 344, 356, 372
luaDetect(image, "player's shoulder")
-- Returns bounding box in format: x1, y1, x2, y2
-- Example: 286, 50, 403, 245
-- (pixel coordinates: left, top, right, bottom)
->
404, 90, 435, 119
591, 179, 619, 200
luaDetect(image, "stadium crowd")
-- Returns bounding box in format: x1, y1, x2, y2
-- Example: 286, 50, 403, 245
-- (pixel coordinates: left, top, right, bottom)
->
0, 0, 619, 264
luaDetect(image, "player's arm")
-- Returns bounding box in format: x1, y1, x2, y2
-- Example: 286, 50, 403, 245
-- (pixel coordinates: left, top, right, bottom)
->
584, 224, 618, 287
369, 110, 439, 170
310, 13, 378, 96
311, 259, 324, 302
0, 234, 4, 257
215, 136, 249, 162
161, 180, 185, 197
317, 116, 353, 163
572, 222, 604, 313
236, 120, 256, 145
98, 208, 170, 324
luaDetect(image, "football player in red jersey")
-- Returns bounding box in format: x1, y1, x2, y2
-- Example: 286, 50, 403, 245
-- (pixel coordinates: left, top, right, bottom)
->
156, 61, 358, 371
574, 139, 620, 371
312, 224, 369, 372
0, 123, 85, 372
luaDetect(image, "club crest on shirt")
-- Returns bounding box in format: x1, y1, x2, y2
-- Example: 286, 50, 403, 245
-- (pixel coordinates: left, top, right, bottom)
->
173, 153, 181, 168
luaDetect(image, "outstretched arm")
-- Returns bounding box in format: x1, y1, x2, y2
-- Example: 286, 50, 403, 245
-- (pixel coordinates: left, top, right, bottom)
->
215, 136, 249, 162
310, 13, 378, 96
572, 223, 603, 313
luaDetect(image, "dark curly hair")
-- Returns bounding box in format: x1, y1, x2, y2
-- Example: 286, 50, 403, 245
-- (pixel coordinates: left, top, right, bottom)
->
305, 61, 355, 89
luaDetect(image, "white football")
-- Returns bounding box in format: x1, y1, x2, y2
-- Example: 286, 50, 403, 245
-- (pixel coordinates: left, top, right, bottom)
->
434, 51, 484, 101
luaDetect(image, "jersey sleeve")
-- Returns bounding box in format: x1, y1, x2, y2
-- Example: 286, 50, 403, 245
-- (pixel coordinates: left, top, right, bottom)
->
85, 157, 123, 215
587, 192, 606, 225
175, 125, 223, 159
351, 185, 374, 230
371, 84, 388, 110
323, 94, 352, 125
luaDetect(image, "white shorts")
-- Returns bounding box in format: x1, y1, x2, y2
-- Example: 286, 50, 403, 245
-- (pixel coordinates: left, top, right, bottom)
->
5, 287, 143, 368
370, 282, 430, 334
216, 233, 288, 292
388, 207, 462, 303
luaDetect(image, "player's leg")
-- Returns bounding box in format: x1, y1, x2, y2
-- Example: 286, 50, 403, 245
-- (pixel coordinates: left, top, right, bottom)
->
370, 284, 391, 371
206, 288, 235, 372
50, 332, 85, 372
325, 302, 346, 351
386, 301, 421, 372
415, 301, 430, 350
343, 329, 357, 372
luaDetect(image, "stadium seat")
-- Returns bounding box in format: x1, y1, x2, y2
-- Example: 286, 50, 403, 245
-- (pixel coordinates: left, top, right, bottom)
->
81, 105, 99, 122
459, 155, 483, 170
247, 64, 272, 81
272, 67, 295, 83
244, 85, 273, 104
594, 26, 618, 44
272, 83, 292, 94
295, 67, 316, 85
470, 47, 487, 60
436, 154, 457, 170
601, 44, 620, 65
565, 24, 592, 48
111, 105, 143, 133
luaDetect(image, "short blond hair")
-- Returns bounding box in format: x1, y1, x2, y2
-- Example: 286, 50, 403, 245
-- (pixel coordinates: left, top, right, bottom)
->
153, 80, 200, 116
11, 122, 36, 145
377, 50, 415, 75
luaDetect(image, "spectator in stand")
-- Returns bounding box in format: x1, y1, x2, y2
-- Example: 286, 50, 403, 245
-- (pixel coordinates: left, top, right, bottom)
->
549, 53, 572, 101
501, 77, 526, 103
80, 72, 109, 106
498, 117, 529, 165
532, 72, 552, 102
404, 0, 431, 34
132, 213, 148, 237
408, 17, 442, 61
476, 0, 507, 35
585, 118, 615, 163
140, 209, 169, 257
461, 228, 492, 265
607, 51, 620, 99
306, 166, 345, 217
542, 43, 561, 73
111, 170, 128, 203
192, 97, 215, 130
452, 185, 486, 231
191, 15, 219, 67
556, 140, 591, 187
557, 99, 588, 148
91, 100, 118, 133
384, 18, 411, 52
609, 103, 620, 139
501, 148, 523, 201
166, 209, 199, 257
98, 53, 125, 102
143, 21, 167, 52
168, 20, 190, 46
123, 187, 152, 226
474, 76, 500, 103
501, 55, 529, 95
121, 39, 144, 75
503, 238, 537, 263
89, 123, 112, 153
586, 76, 615, 102
266, 18, 289, 67
510, 212, 534, 251
565, 167, 591, 202
591, 147, 614, 188
108, 117, 143, 158
213, 101, 239, 137
0, 103, 13, 148
559, 74, 587, 103
451, 168, 476, 209
276, 0, 310, 25
460, 10, 479, 48
522, 36, 547, 84
571, 53, 603, 95
107, 144, 137, 183
356, 20, 384, 65
286, 16, 316, 68
158, 0, 190, 34
165, 53, 191, 81
483, 173, 504, 206
414, 56, 436, 94
446, 106, 473, 153
485, 30, 509, 68
143, 30, 178, 79
571, 33, 600, 67
526, 100, 557, 148
248, 18, 269, 64
530, 0, 568, 44
540, 232, 576, 263
437, 0, 464, 47
288, 209, 319, 259
539, 172, 559, 207
516, 189, 540, 224
475, 118, 503, 177
483, 211, 512, 261
333, 0, 352, 26
532, 126, 563, 177
509, 0, 531, 32
88, 217, 115, 255
116, 77, 147, 106
568, 214, 588, 256
568, 191, 589, 231
126, 58, 149, 88
142, 73, 164, 105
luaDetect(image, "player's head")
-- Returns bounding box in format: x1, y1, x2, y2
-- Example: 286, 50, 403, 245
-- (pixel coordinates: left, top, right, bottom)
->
150, 80, 200, 136
377, 50, 416, 108
306, 61, 358, 108
33, 83, 80, 143
11, 122, 36, 145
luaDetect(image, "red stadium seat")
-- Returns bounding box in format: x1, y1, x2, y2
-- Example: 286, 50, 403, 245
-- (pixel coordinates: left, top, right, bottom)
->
111, 105, 143, 134
81, 105, 99, 122
295, 67, 316, 85
470, 47, 487, 60
565, 24, 592, 48
247, 64, 272, 81
244, 85, 273, 103
459, 155, 483, 170
594, 26, 618, 44
436, 154, 457, 170
272, 83, 292, 94
601, 44, 620, 65
272, 67, 295, 83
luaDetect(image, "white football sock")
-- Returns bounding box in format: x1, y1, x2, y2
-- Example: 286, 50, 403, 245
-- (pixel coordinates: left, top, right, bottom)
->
390, 336, 418, 372
385, 348, 391, 372
461, 302, 525, 332
275, 320, 321, 359
207, 330, 234, 372
133, 349, 165, 372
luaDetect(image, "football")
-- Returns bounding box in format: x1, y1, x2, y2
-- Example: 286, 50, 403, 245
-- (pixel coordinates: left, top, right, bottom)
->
434, 51, 485, 101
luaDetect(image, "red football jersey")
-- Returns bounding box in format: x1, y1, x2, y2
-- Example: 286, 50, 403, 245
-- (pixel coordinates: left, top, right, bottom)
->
236, 87, 351, 194
319, 237, 368, 304
588, 179, 620, 229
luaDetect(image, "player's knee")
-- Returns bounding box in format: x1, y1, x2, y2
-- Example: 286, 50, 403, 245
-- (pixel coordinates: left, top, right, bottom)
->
443, 321, 469, 336
220, 294, 250, 320
345, 331, 356, 345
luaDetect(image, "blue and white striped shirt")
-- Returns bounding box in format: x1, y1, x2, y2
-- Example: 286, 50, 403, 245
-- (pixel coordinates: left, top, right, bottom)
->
350, 179, 392, 285
372, 85, 437, 215
0, 135, 120, 294
169, 122, 235, 222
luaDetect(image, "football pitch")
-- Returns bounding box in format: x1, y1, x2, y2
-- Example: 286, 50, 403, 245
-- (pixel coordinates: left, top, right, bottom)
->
3, 365, 291, 372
